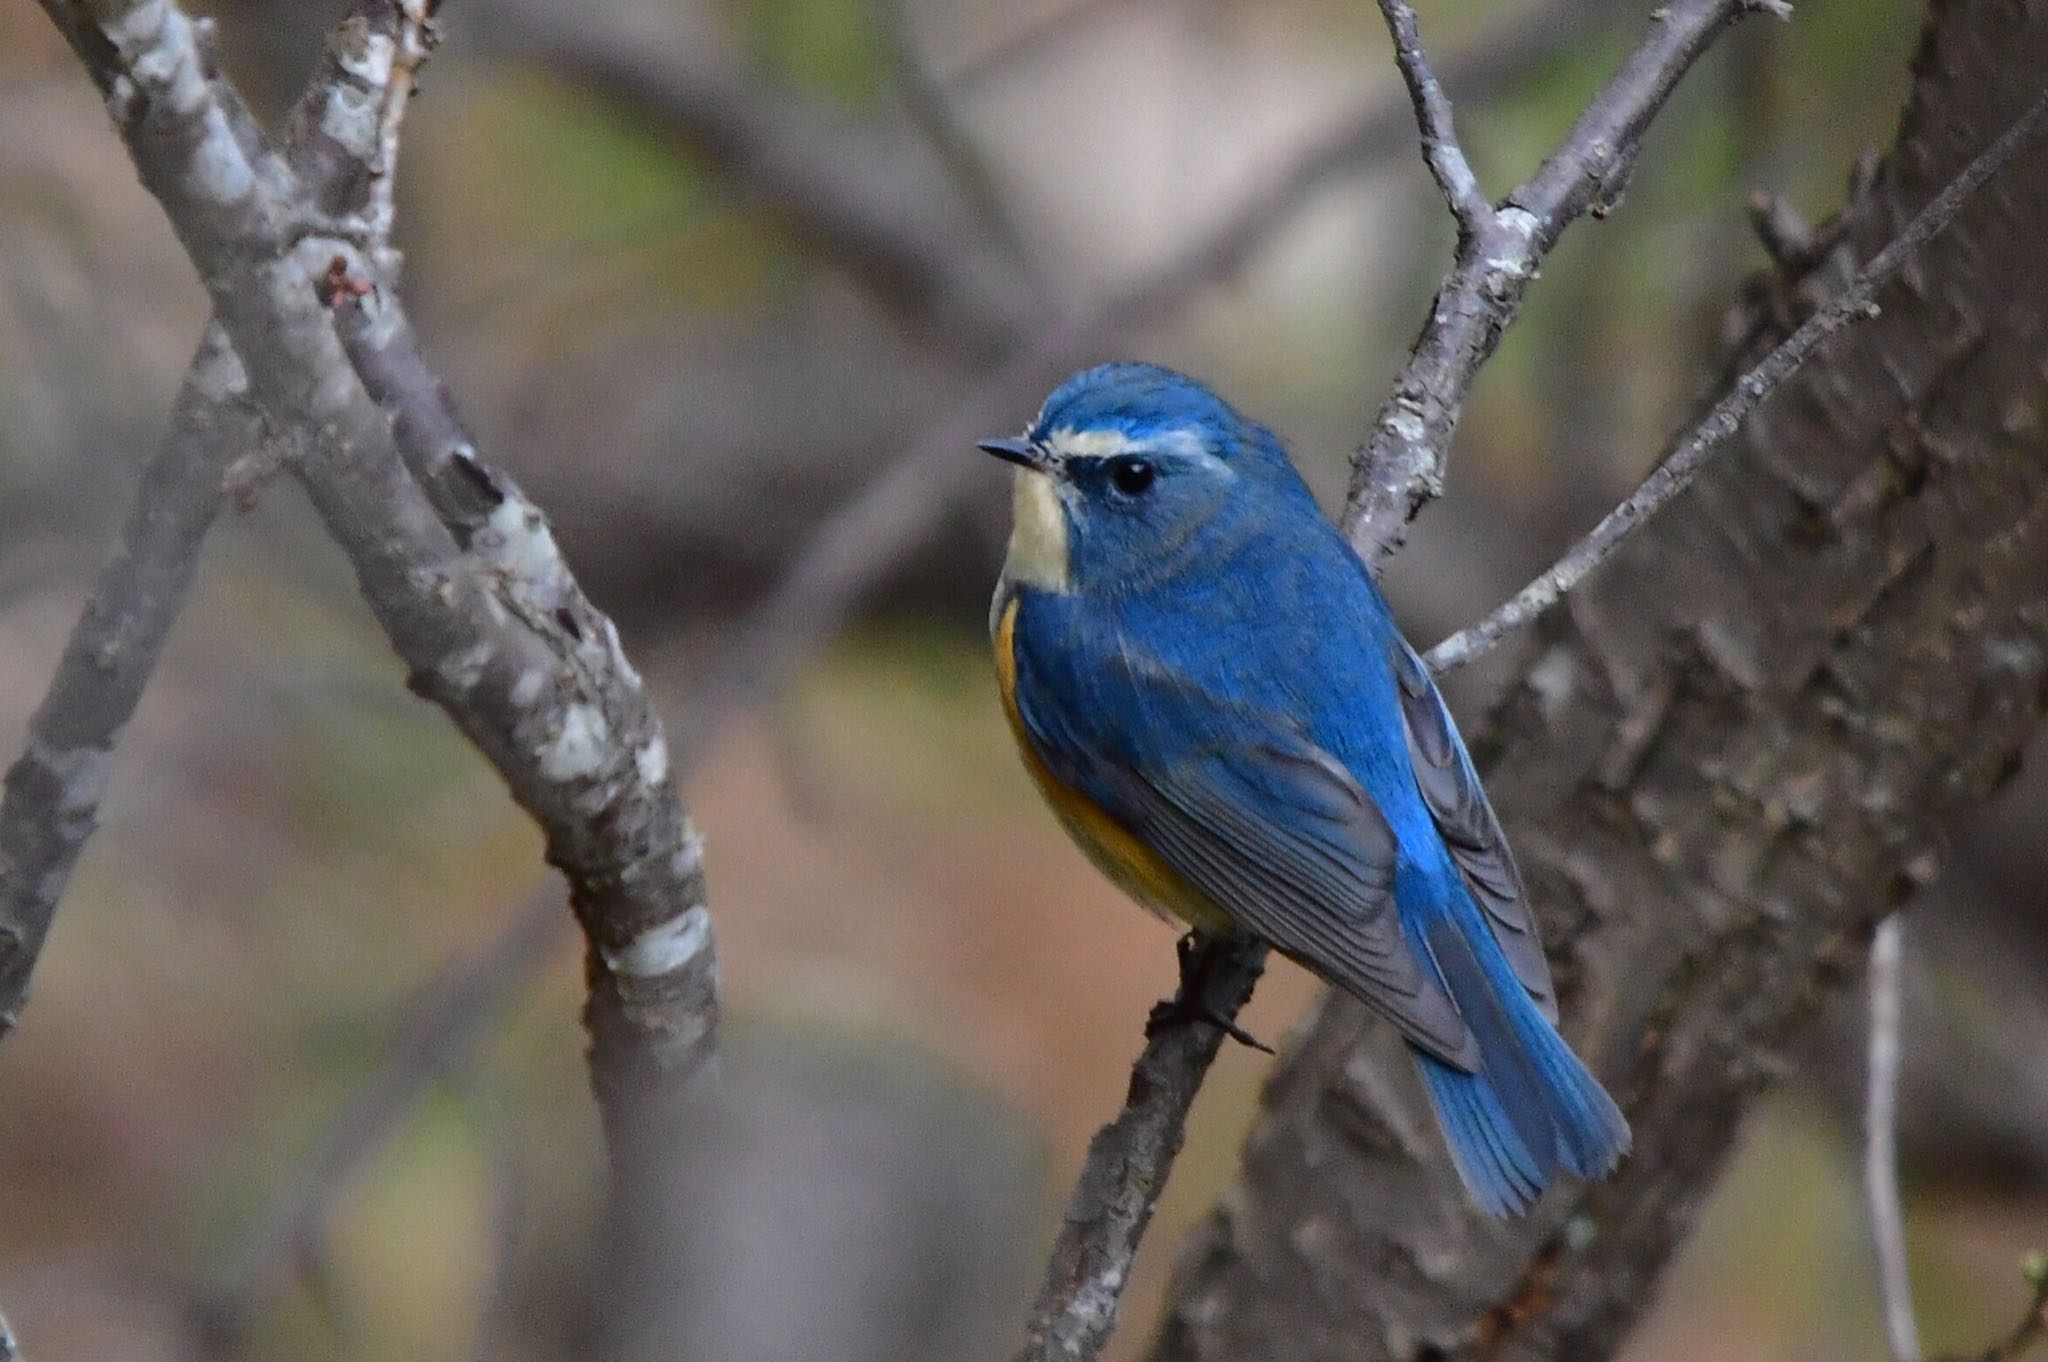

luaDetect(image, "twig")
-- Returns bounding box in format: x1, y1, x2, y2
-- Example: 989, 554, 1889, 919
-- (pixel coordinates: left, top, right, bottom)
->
1940, 1261, 2048, 1362
0, 0, 432, 1044
1424, 84, 2048, 673
1867, 915, 1920, 1362
41, 0, 718, 1188
1374, 0, 1490, 233
1013, 938, 1267, 1362
200, 889, 565, 1350
1343, 0, 1772, 569
676, 0, 1618, 760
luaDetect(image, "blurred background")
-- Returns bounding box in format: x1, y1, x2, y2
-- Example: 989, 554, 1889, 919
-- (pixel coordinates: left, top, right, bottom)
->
0, 0, 2043, 1358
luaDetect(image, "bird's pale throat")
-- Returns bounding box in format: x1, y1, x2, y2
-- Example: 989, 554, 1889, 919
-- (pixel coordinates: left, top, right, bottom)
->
1003, 468, 1071, 592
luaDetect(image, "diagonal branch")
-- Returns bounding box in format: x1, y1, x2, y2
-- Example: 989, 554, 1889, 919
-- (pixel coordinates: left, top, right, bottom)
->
1343, 0, 1781, 569
1943, 1264, 2048, 1362
38, 0, 718, 1175
1013, 939, 1267, 1362
1424, 81, 2048, 672
0, 0, 432, 1043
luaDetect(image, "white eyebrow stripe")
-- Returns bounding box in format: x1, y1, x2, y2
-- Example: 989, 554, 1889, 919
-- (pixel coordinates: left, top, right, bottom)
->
1043, 427, 1142, 459
1042, 426, 1212, 461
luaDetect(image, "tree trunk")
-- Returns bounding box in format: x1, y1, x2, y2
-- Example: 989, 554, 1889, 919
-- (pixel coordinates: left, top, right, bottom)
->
1155, 2, 2048, 1358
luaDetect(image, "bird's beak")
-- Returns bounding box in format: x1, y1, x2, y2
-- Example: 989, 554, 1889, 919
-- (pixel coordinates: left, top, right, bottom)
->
978, 436, 1049, 471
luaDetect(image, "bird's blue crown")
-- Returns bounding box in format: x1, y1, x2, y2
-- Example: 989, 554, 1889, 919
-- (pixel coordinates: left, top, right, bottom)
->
1028, 363, 1260, 456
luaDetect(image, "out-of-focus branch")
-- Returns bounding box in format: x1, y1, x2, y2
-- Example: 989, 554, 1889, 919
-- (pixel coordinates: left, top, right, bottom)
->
466, 1085, 528, 1362
675, 0, 1626, 761
1343, 0, 1783, 568
1013, 939, 1267, 1362
943, 0, 1136, 88
40, 0, 717, 1183
880, 0, 1041, 279
0, 0, 431, 1044
483, 0, 1030, 350
200, 889, 566, 1351
1425, 82, 2048, 672
1868, 915, 1920, 1362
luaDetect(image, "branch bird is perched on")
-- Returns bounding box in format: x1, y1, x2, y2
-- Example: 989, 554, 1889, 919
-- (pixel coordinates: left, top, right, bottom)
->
981, 363, 1628, 1215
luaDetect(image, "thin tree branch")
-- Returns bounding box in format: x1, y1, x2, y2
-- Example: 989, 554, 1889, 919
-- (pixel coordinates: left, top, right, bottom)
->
1868, 914, 1920, 1362
1424, 82, 2048, 673
1942, 1264, 2048, 1362
0, 0, 432, 1044
39, 0, 718, 1179
199, 888, 566, 1351
1343, 0, 1780, 569
1374, 0, 1490, 233
1014, 938, 1267, 1362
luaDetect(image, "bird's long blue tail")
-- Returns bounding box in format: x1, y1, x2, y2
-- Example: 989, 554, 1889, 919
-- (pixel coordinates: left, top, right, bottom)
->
1416, 916, 1629, 1216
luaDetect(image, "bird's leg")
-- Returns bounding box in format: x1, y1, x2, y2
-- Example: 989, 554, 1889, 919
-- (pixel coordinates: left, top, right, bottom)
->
1146, 932, 1274, 1054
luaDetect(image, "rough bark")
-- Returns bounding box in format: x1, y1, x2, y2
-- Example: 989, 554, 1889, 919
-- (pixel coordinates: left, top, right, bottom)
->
1157, 3, 2048, 1359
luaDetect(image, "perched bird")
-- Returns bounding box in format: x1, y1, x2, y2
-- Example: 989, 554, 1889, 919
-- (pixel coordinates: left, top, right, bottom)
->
981, 363, 1628, 1215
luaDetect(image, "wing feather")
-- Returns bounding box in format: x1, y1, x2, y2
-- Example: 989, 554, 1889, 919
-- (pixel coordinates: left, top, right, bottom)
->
1389, 639, 1558, 1019
1011, 619, 1480, 1069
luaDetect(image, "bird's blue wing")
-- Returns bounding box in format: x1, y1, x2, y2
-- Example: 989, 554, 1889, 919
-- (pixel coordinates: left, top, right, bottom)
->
1011, 605, 1480, 1069
1387, 638, 1558, 1019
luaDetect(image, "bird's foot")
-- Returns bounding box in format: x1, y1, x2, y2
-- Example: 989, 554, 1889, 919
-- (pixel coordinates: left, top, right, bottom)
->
1146, 934, 1274, 1054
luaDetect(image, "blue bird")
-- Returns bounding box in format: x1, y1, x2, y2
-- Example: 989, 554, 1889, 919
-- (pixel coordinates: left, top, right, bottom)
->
981, 362, 1628, 1215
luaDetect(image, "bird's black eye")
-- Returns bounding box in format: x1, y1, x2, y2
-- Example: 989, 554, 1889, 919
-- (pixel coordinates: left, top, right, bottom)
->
1108, 456, 1156, 496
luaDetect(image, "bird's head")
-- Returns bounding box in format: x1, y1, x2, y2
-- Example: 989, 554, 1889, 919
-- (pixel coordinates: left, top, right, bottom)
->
980, 363, 1307, 596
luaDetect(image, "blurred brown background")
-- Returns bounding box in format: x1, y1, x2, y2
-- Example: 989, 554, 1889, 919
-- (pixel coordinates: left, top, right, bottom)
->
0, 0, 2042, 1358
